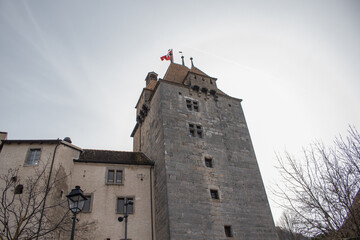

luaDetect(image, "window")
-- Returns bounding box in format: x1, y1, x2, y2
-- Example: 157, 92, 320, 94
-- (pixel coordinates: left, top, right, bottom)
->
224, 225, 233, 237
205, 157, 213, 168
82, 195, 92, 213
210, 189, 219, 199
117, 197, 134, 214
14, 184, 23, 194
25, 149, 41, 165
106, 169, 123, 185
189, 123, 195, 137
189, 123, 202, 138
185, 99, 199, 112
196, 125, 203, 138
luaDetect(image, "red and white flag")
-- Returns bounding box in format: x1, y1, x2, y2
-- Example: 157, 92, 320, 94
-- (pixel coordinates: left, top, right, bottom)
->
160, 49, 173, 61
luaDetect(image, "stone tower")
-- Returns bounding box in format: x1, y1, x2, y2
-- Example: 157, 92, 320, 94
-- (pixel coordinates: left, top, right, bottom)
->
131, 63, 278, 240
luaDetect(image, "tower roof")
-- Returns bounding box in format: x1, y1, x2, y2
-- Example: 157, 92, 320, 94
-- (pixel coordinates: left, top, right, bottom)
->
163, 63, 190, 84
190, 66, 210, 77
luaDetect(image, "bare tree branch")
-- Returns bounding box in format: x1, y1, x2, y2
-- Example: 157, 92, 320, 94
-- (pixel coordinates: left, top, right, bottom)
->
273, 126, 360, 239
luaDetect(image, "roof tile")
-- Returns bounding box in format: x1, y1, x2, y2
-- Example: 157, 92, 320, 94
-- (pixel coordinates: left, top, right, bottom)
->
76, 149, 154, 166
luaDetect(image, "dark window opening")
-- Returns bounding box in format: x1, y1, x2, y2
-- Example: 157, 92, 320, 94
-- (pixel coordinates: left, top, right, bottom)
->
224, 226, 233, 237
186, 99, 192, 110
196, 125, 203, 138
192, 85, 200, 91
205, 158, 213, 168
210, 189, 219, 199
193, 101, 199, 111
228, 104, 232, 107
201, 88, 208, 94
14, 185, 23, 194
210, 79, 213, 84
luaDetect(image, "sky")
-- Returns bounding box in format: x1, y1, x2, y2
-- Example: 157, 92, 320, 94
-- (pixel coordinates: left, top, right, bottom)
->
1, 0, 359, 222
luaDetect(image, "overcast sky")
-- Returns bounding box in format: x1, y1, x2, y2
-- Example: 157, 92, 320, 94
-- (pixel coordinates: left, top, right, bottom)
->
1, 0, 359, 222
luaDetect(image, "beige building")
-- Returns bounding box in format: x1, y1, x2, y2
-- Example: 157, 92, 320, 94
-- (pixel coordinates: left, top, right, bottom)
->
0, 133, 154, 240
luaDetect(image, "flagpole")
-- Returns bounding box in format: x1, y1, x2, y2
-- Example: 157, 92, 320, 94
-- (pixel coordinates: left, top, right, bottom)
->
170, 49, 173, 64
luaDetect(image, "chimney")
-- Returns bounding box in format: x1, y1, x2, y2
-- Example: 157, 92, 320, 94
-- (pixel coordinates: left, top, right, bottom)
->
0, 132, 8, 145
145, 72, 158, 87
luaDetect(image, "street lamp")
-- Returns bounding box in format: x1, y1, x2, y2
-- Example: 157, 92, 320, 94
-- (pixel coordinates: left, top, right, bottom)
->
66, 186, 87, 240
118, 199, 133, 240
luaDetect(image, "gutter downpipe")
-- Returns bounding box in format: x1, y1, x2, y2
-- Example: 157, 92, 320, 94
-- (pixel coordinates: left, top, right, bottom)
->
35, 138, 61, 240
150, 166, 154, 240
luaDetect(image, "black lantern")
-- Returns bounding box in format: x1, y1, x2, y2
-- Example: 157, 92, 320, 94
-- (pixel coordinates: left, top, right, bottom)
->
66, 186, 87, 240
66, 186, 87, 213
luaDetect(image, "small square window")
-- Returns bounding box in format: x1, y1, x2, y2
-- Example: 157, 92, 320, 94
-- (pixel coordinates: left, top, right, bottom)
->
106, 169, 123, 185
25, 149, 41, 165
210, 189, 219, 199
117, 197, 134, 214
205, 157, 213, 168
224, 225, 233, 237
14, 184, 23, 194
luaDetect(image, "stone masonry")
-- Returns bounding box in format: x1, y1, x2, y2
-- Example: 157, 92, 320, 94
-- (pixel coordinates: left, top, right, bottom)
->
132, 63, 278, 240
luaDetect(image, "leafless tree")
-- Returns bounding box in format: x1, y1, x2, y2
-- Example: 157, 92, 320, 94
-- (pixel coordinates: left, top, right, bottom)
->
273, 126, 360, 239
0, 163, 94, 240
276, 211, 310, 240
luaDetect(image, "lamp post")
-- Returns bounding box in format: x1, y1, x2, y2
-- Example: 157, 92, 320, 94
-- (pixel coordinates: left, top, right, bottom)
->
66, 186, 87, 240
118, 199, 133, 240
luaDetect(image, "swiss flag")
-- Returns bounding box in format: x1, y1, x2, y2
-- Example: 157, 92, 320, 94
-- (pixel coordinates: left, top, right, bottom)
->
160, 49, 172, 61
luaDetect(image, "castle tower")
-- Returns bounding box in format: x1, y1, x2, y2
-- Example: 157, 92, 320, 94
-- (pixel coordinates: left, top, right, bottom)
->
131, 63, 277, 239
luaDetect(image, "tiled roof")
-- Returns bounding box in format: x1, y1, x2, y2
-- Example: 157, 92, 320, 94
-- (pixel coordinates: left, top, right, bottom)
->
0, 139, 82, 151
190, 66, 209, 77
163, 63, 190, 84
75, 149, 154, 166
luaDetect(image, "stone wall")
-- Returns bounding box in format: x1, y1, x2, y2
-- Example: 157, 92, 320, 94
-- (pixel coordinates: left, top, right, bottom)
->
158, 80, 277, 240
134, 84, 170, 240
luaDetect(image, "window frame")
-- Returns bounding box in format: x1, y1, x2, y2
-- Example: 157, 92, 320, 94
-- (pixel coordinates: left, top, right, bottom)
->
185, 98, 199, 112
82, 193, 93, 213
116, 197, 135, 214
24, 148, 41, 166
188, 123, 203, 138
105, 168, 124, 185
